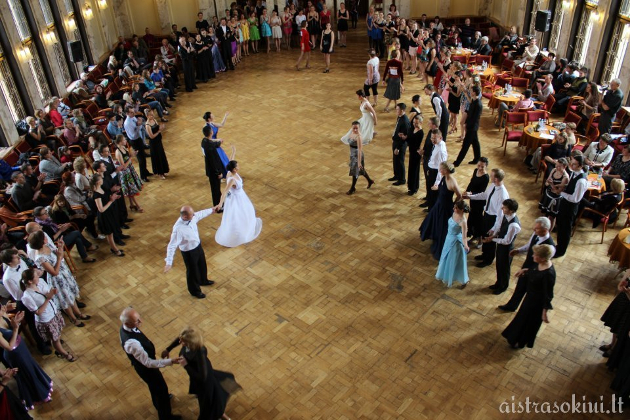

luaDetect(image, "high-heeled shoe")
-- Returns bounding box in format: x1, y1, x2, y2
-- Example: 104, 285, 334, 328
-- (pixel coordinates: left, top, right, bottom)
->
110, 249, 125, 257
346, 188, 356, 195
55, 351, 76, 362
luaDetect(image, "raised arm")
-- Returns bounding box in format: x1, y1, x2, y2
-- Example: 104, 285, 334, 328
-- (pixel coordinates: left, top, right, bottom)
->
216, 177, 237, 209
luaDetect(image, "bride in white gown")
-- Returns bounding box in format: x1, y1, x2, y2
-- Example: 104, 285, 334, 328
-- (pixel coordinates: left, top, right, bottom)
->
215, 160, 262, 247
341, 90, 378, 145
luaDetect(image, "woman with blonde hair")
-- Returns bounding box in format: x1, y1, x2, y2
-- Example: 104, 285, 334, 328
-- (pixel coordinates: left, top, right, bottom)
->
162, 327, 240, 420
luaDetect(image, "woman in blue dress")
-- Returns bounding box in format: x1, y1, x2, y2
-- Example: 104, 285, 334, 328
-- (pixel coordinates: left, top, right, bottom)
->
208, 28, 226, 72
436, 200, 470, 289
203, 111, 235, 177
420, 162, 462, 260
0, 309, 53, 410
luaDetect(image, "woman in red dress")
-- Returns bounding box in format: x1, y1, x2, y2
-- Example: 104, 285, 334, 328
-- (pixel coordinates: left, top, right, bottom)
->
295, 20, 311, 70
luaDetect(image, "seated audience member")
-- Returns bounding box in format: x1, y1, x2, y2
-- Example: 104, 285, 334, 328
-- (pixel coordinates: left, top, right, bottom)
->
47, 99, 64, 127
143, 27, 156, 46
39, 147, 72, 181
603, 145, 630, 187
10, 172, 45, 211
551, 58, 569, 91
150, 66, 177, 99
473, 36, 492, 56
445, 25, 461, 47
24, 116, 48, 148
534, 74, 555, 103
494, 26, 518, 54
497, 89, 535, 128
512, 38, 539, 69
113, 42, 127, 65
70, 109, 90, 132
580, 178, 625, 227
460, 18, 475, 48
117, 35, 131, 50
35, 109, 55, 135
54, 96, 72, 118
49, 193, 98, 240
130, 82, 169, 121
584, 134, 614, 174
131, 40, 149, 64
124, 51, 145, 74
529, 52, 556, 88
73, 157, 92, 193
553, 66, 588, 112
59, 146, 73, 164
470, 31, 482, 51
62, 119, 88, 151
161, 38, 177, 64
142, 70, 173, 102
107, 113, 125, 138
32, 206, 97, 263
576, 82, 600, 126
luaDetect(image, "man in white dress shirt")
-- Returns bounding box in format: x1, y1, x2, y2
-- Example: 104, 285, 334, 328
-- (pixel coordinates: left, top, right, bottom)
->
465, 168, 510, 267
119, 307, 181, 420
483, 198, 521, 294
164, 206, 217, 299
555, 155, 587, 257
420, 128, 447, 211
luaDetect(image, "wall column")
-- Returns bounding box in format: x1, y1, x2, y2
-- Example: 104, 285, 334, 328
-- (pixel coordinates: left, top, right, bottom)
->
111, 0, 133, 37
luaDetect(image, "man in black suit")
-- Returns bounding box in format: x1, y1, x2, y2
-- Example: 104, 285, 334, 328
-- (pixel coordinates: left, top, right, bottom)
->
424, 84, 449, 141
216, 18, 235, 71
474, 36, 492, 57
484, 199, 521, 295
201, 126, 224, 207
454, 85, 483, 166
420, 117, 438, 201
120, 307, 181, 420
388, 103, 410, 186
499, 217, 555, 311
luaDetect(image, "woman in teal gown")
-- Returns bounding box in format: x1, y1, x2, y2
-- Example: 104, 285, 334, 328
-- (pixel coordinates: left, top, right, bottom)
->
435, 200, 470, 288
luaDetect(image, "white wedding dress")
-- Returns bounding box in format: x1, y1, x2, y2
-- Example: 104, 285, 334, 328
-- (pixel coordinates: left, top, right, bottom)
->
341, 100, 375, 145
215, 173, 262, 247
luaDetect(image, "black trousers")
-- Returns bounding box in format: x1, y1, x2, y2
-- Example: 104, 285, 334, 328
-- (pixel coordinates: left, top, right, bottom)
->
407, 152, 421, 193
426, 168, 438, 208
182, 59, 196, 91
454, 128, 481, 165
181, 244, 208, 296
129, 138, 149, 179
439, 118, 449, 141
494, 244, 513, 291
208, 175, 222, 206
555, 199, 578, 257
62, 230, 92, 259
422, 158, 431, 195
135, 367, 173, 420
16, 301, 48, 351
392, 141, 407, 182
481, 213, 497, 263
503, 271, 528, 309
220, 41, 234, 70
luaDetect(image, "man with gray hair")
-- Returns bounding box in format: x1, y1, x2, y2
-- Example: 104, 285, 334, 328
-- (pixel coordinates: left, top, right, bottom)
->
599, 78, 624, 134
119, 307, 181, 420
498, 217, 555, 312
474, 36, 492, 56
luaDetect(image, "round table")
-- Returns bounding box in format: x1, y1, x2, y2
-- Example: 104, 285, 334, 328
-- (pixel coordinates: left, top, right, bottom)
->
489, 92, 520, 111
519, 123, 557, 150
608, 228, 630, 269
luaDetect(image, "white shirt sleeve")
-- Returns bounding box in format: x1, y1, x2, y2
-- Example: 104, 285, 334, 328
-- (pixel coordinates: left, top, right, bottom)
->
493, 222, 521, 245
515, 234, 533, 254
123, 339, 173, 369
193, 208, 214, 223
164, 228, 181, 266
432, 97, 442, 120
560, 178, 588, 203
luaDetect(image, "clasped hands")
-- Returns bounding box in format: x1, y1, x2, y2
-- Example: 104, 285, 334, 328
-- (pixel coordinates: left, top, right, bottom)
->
160, 349, 188, 367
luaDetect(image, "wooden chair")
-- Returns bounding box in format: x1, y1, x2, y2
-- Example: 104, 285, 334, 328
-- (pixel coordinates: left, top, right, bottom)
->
452, 55, 467, 64
501, 111, 527, 155
535, 144, 552, 183
510, 77, 529, 91
475, 55, 492, 65
565, 96, 584, 117
572, 193, 624, 244
501, 58, 514, 72
527, 110, 548, 123
564, 111, 582, 126
572, 134, 589, 153
586, 125, 600, 142
585, 113, 601, 135
534, 95, 556, 112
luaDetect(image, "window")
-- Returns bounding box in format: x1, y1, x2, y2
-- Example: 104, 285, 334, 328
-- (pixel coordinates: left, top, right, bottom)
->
53, 41, 72, 85
0, 46, 26, 122
39, 0, 55, 26
62, 0, 74, 15
573, 7, 596, 65
601, 0, 630, 83
7, 0, 52, 102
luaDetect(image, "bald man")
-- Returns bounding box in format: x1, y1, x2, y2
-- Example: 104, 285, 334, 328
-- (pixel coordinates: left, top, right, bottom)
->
119, 307, 181, 420
164, 206, 217, 298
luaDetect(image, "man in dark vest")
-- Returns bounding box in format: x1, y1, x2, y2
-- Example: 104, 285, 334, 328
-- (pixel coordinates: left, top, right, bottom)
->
555, 155, 587, 257
484, 198, 521, 295
424, 84, 449, 141
120, 307, 181, 420
499, 216, 555, 311
453, 84, 483, 166
201, 125, 225, 208
388, 103, 410, 186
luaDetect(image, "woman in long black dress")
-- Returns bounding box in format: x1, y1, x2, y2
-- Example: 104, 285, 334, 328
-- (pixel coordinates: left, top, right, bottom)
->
447, 71, 462, 135
600, 269, 630, 358
90, 174, 124, 257
178, 36, 197, 92
465, 158, 489, 245
420, 162, 462, 260
194, 34, 212, 83
144, 109, 170, 179
502, 244, 556, 349
0, 310, 52, 410
406, 115, 424, 196
164, 327, 240, 420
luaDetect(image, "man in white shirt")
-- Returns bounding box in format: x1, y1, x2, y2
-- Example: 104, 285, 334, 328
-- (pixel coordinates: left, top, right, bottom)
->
124, 107, 150, 181
419, 128, 447, 211
483, 199, 521, 294
119, 307, 181, 420
465, 168, 510, 267
555, 155, 588, 257
164, 205, 217, 299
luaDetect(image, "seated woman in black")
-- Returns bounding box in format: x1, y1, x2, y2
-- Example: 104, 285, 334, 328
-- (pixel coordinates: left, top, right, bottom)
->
581, 178, 625, 227
542, 131, 572, 179
603, 145, 630, 189
49, 193, 98, 239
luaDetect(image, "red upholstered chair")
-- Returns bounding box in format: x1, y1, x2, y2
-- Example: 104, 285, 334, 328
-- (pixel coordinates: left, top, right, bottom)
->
586, 125, 600, 142
565, 96, 584, 117
534, 94, 556, 112
452, 55, 467, 64
535, 144, 552, 184
564, 111, 582, 126
510, 77, 529, 91
527, 110, 548, 123
572, 193, 625, 244
475, 55, 492, 65
501, 111, 527, 155
572, 134, 589, 153
586, 113, 601, 135
501, 58, 514, 72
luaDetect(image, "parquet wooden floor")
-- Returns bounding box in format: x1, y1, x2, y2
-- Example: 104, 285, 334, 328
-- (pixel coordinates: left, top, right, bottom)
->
27, 27, 626, 419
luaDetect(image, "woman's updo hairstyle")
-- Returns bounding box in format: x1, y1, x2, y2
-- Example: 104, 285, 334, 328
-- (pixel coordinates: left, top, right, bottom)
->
440, 161, 455, 174
19, 268, 36, 292
356, 90, 366, 98
454, 200, 470, 213
226, 160, 238, 172
202, 111, 212, 121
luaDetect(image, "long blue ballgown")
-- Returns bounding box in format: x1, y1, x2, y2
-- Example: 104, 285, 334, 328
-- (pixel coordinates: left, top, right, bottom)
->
435, 217, 469, 287
211, 36, 226, 72
1, 323, 53, 410
420, 178, 455, 259
208, 124, 230, 177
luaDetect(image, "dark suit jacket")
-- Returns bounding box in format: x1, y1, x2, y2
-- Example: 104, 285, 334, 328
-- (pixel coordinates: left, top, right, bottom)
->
201, 137, 223, 178
522, 236, 555, 269
11, 183, 36, 211
392, 115, 411, 149
216, 25, 231, 42
465, 98, 483, 131
476, 43, 492, 56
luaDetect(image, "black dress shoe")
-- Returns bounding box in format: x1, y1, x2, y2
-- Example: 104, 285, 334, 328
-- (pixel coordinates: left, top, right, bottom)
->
492, 289, 506, 295
146, 172, 154, 176
125, 218, 134, 223
76, 301, 86, 309
474, 255, 485, 260
476, 261, 492, 268
421, 196, 428, 200
453, 161, 461, 167
193, 293, 206, 299
488, 284, 498, 290
407, 190, 416, 196
115, 240, 126, 246
120, 234, 131, 239
169, 415, 182, 420
393, 181, 405, 186
468, 160, 478, 164
387, 176, 397, 181
122, 224, 130, 230
419, 202, 429, 208
498, 304, 515, 312
200, 280, 215, 286
38, 345, 52, 355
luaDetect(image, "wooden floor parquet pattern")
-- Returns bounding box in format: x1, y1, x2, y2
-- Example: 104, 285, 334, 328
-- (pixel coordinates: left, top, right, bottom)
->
26, 26, 626, 419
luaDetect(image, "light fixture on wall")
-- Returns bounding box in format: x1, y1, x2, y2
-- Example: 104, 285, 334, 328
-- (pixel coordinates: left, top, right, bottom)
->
17, 46, 32, 62
97, 0, 107, 10
590, 9, 600, 20
43, 29, 57, 44
67, 16, 76, 30
562, 0, 571, 9
83, 4, 94, 20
